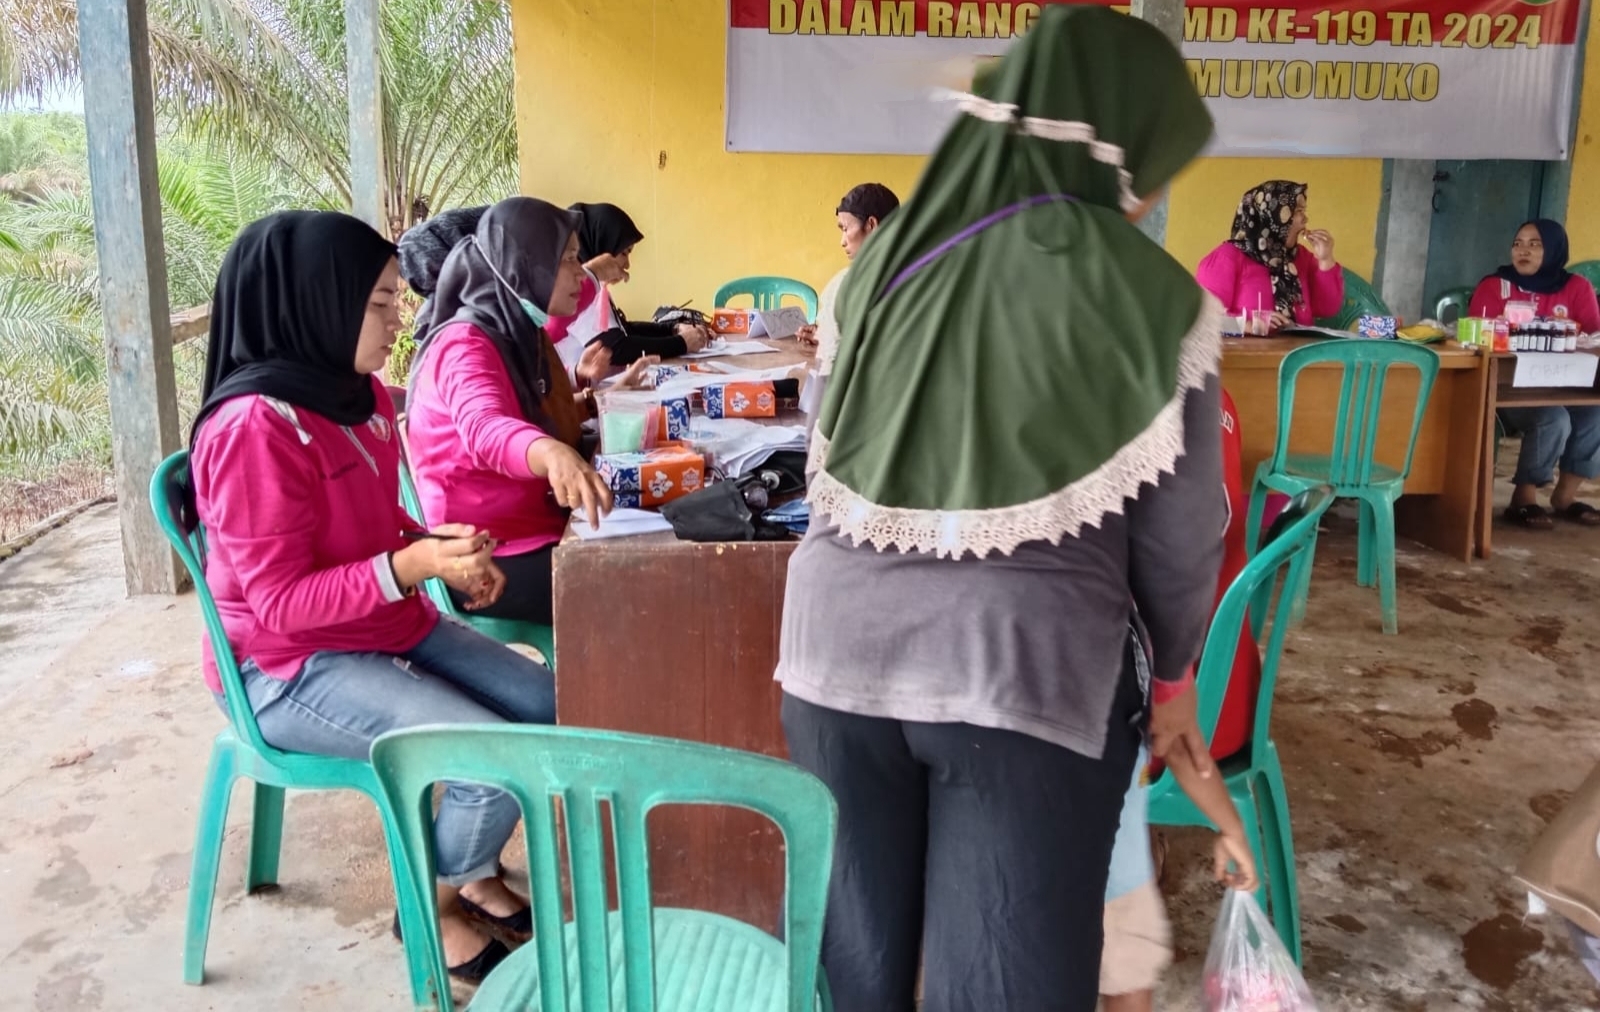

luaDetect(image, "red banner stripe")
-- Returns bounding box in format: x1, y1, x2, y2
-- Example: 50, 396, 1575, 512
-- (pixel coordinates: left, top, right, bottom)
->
729, 0, 1581, 47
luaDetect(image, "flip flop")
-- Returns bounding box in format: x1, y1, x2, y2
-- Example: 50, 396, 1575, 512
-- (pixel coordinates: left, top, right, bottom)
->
391, 912, 514, 985
1559, 502, 1600, 526
1506, 503, 1554, 529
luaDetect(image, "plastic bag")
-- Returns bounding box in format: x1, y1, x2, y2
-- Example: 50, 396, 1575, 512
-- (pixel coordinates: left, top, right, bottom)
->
1202, 891, 1318, 1012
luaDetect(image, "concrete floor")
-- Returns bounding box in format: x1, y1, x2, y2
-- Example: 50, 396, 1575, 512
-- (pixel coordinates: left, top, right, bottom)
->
2, 477, 1599, 1010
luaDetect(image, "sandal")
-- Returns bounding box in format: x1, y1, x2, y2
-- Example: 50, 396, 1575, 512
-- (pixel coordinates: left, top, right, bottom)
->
391, 912, 514, 985
1506, 503, 1554, 529
458, 893, 533, 938
1558, 502, 1600, 526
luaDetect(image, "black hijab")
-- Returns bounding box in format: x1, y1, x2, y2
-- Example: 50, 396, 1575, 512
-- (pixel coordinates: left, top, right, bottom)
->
1497, 218, 1573, 295
568, 202, 643, 263
194, 211, 396, 443
419, 197, 586, 446
398, 205, 488, 341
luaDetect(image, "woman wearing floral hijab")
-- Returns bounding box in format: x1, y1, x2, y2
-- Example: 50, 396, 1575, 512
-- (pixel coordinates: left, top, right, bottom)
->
1197, 179, 1344, 331
777, 7, 1227, 1008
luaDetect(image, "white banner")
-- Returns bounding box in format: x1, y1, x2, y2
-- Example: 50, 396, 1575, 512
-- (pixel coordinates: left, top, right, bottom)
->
726, 0, 1582, 158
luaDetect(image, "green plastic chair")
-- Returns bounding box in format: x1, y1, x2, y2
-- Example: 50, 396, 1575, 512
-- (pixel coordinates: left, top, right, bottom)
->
1149, 485, 1335, 967
1570, 260, 1600, 290
1433, 286, 1474, 325
1243, 341, 1440, 635
714, 276, 819, 323
1314, 269, 1391, 331
370, 725, 837, 1011
149, 451, 434, 1005
395, 432, 556, 668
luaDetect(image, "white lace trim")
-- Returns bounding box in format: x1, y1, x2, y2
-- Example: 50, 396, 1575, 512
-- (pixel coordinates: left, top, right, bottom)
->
807, 295, 1224, 559
943, 90, 1140, 214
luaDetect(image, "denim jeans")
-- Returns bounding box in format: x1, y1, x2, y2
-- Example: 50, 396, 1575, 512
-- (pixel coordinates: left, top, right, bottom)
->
235, 618, 555, 885
1501, 405, 1600, 487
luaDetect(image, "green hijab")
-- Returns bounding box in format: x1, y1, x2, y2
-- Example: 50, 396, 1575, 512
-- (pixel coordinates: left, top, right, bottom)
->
811, 5, 1222, 559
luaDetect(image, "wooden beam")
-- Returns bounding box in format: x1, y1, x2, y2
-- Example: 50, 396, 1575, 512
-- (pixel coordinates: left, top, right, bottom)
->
345, 0, 386, 232
78, 0, 181, 595
1131, 0, 1186, 248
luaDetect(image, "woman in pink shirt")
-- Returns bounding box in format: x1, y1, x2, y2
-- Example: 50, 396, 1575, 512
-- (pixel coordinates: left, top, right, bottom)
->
191, 211, 551, 982
1195, 180, 1344, 332
405, 198, 617, 624
1473, 220, 1600, 528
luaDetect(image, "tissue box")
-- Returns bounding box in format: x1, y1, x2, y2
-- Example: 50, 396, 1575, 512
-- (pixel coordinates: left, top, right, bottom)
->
1357, 314, 1398, 340
594, 445, 706, 506
652, 396, 692, 442
703, 381, 777, 419
712, 309, 753, 336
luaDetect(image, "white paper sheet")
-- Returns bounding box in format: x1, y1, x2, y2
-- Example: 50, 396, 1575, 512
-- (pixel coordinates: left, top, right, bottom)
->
1512, 352, 1600, 389
678, 339, 774, 360
748, 306, 809, 340
685, 418, 807, 477
571, 507, 674, 541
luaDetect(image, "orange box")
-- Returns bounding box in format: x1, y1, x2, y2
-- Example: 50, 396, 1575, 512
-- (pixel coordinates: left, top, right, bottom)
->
702, 381, 776, 419
594, 444, 706, 507
712, 309, 752, 336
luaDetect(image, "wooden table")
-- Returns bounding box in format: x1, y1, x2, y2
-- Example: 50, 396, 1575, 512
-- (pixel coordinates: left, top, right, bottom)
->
1222, 338, 1490, 562
551, 339, 811, 933
1474, 350, 1600, 558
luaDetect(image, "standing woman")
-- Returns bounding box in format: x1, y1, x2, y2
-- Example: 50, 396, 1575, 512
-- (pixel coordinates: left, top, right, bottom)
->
405, 197, 616, 625
190, 211, 554, 981
1197, 180, 1344, 331
777, 8, 1226, 1010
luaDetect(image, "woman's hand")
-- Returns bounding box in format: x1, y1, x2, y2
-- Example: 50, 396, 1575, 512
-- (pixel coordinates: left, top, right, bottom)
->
391, 523, 503, 606
676, 323, 710, 353
795, 324, 818, 347
1303, 229, 1336, 271
1268, 311, 1293, 333
1213, 830, 1259, 891
528, 438, 613, 530
586, 254, 629, 285
1148, 682, 1216, 780
576, 342, 614, 386
616, 355, 660, 389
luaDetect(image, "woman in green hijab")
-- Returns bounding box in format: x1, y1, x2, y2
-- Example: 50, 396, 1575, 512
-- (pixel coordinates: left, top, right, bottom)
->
776, 8, 1226, 1009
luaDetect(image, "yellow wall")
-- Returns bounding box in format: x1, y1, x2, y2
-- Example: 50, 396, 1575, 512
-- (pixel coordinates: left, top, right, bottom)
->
510, 0, 1382, 317
1562, 0, 1600, 261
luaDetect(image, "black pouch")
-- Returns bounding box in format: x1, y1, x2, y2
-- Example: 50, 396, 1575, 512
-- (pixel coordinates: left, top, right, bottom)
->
661, 480, 793, 543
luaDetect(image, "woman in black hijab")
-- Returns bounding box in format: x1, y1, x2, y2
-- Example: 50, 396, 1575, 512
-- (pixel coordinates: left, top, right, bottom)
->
405, 197, 617, 625
190, 210, 557, 983
548, 201, 711, 375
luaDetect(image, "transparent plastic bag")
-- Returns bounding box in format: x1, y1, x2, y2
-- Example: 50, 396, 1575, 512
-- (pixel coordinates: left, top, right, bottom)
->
1202, 890, 1319, 1012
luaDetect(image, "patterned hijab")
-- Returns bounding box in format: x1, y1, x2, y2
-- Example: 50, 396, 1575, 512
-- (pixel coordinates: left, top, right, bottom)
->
813, 6, 1219, 560
1229, 181, 1307, 316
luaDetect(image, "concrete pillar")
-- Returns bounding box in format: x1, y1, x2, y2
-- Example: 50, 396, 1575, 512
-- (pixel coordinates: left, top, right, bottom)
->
1373, 159, 1436, 322
78, 0, 182, 595
345, 0, 386, 232
1132, 0, 1186, 247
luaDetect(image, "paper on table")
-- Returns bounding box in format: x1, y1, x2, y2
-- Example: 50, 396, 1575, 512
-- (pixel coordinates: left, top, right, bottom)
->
685, 417, 807, 477
571, 507, 674, 541
1512, 351, 1600, 389
679, 339, 774, 360
748, 306, 809, 340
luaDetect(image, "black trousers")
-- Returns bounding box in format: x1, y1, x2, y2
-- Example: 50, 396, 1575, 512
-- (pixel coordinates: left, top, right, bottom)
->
449, 546, 555, 625
780, 665, 1141, 1012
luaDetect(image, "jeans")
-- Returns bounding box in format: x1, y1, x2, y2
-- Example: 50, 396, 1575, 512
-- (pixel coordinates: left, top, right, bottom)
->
236, 618, 555, 885
1501, 405, 1600, 487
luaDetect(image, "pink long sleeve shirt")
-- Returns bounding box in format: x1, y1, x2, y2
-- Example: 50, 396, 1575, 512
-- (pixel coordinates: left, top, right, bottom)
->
404, 321, 568, 556
191, 377, 437, 693
1195, 243, 1345, 326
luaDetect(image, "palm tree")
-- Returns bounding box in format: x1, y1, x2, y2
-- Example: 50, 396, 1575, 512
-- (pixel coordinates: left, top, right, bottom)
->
0, 0, 517, 233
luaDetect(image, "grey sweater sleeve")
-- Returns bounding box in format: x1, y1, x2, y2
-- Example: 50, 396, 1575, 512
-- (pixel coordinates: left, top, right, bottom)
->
1126, 373, 1225, 685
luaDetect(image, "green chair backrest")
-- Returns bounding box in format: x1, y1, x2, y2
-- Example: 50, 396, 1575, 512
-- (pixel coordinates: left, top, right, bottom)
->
394, 450, 457, 615
370, 725, 837, 1012
1433, 286, 1474, 324
1570, 260, 1600, 291
714, 276, 819, 322
1270, 340, 1441, 488
1315, 269, 1391, 331
1192, 486, 1334, 762
150, 450, 275, 756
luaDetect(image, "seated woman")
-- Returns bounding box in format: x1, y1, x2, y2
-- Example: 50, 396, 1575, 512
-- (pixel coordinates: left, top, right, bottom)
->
398, 204, 486, 339
796, 182, 900, 440
547, 202, 711, 378
405, 197, 617, 624
191, 210, 551, 982
1473, 220, 1600, 529
1196, 180, 1343, 333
